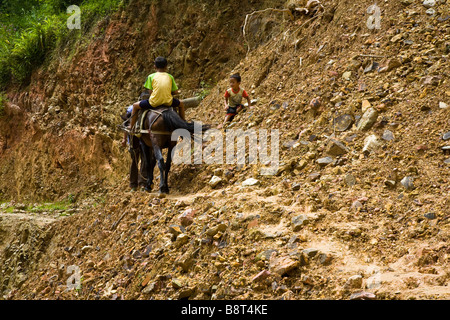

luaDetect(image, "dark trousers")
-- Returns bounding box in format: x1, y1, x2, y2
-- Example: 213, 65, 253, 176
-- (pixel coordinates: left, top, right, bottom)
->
128, 135, 147, 188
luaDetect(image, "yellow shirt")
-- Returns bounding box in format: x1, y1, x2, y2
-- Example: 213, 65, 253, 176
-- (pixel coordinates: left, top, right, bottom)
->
143, 72, 178, 107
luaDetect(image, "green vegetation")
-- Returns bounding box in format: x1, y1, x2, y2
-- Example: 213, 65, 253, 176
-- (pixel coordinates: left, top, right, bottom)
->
0, 0, 124, 89
197, 79, 212, 100
0, 91, 6, 116
0, 200, 73, 214
29, 201, 71, 212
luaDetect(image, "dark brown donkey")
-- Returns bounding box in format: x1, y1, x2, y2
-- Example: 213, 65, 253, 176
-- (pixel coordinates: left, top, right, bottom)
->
138, 107, 209, 194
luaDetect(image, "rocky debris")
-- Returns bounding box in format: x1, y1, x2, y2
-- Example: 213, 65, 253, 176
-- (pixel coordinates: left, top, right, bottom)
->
400, 176, 415, 190
345, 275, 363, 289
209, 176, 222, 188
291, 215, 310, 231
357, 108, 378, 131
443, 132, 450, 141
251, 270, 271, 283
349, 291, 376, 300
344, 173, 357, 187
439, 102, 448, 109
342, 71, 352, 81
325, 138, 349, 156
422, 0, 436, 8
386, 58, 402, 72
318, 253, 333, 266
268, 254, 299, 276
179, 208, 195, 227
361, 100, 371, 114
242, 178, 260, 187
424, 212, 436, 220
363, 135, 381, 154
317, 157, 333, 167
382, 130, 394, 141
308, 172, 321, 182
302, 248, 319, 258
333, 114, 354, 132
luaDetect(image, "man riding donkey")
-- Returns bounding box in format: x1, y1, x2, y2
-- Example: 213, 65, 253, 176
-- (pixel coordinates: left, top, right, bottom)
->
125, 57, 209, 194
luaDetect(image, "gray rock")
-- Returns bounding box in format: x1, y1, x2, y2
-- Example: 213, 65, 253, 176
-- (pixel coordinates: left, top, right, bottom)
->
350, 291, 376, 300
445, 158, 450, 164
334, 114, 354, 132
344, 174, 357, 187
424, 212, 436, 220
292, 215, 310, 231
439, 102, 448, 109
256, 249, 278, 261
142, 281, 157, 294
319, 253, 333, 266
342, 71, 352, 81
400, 176, 415, 190
345, 275, 363, 289
443, 132, 450, 140
364, 61, 379, 73
326, 138, 349, 156
357, 108, 379, 131
209, 176, 222, 188
426, 8, 436, 15
363, 134, 381, 153
382, 130, 395, 141
317, 157, 334, 167
81, 245, 93, 253
291, 183, 301, 191
242, 178, 260, 186
422, 0, 436, 8
351, 200, 363, 210
384, 180, 396, 188
302, 248, 319, 258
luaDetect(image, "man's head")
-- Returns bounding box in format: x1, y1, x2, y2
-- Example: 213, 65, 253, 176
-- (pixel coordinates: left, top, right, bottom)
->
154, 56, 168, 70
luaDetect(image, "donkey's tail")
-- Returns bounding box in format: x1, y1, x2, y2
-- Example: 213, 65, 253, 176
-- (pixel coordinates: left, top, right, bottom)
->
162, 109, 210, 134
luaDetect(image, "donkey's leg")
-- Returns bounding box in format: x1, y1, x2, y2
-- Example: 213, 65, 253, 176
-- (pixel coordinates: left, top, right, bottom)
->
161, 145, 173, 194
151, 139, 166, 193
140, 141, 155, 192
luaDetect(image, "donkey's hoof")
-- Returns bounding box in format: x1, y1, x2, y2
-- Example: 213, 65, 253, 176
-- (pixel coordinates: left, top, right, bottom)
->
160, 187, 170, 194
144, 185, 153, 193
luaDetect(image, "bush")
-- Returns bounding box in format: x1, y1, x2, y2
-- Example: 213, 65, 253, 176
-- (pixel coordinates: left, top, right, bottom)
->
0, 0, 123, 88
0, 91, 6, 116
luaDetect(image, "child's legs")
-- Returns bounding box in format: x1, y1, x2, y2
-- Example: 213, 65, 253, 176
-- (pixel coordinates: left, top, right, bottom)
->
223, 114, 234, 123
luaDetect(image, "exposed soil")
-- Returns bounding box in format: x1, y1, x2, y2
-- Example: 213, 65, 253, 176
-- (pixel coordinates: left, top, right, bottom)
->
1, 0, 449, 300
